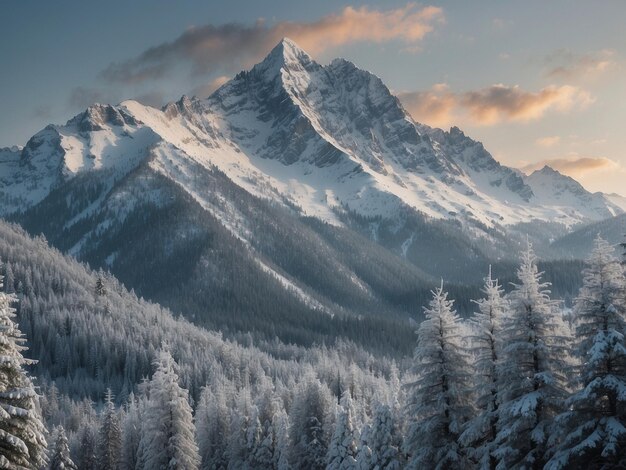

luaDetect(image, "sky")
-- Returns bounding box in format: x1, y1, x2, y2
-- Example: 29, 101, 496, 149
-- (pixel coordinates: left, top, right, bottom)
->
2, 0, 625, 194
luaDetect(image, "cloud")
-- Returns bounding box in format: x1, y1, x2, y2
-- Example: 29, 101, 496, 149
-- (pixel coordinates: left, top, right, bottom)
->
132, 91, 166, 108
398, 84, 456, 127
521, 156, 619, 177
399, 84, 593, 127
68, 87, 107, 109
535, 136, 561, 147
100, 4, 443, 83
460, 84, 593, 124
544, 49, 617, 81
191, 75, 231, 98
31, 105, 53, 119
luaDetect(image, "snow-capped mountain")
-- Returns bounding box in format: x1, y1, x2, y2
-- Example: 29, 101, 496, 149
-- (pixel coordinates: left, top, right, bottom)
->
2, 38, 621, 227
0, 38, 622, 328
525, 165, 623, 220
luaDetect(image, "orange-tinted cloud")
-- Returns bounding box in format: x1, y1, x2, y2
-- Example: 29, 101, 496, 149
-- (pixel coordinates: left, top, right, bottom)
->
191, 75, 231, 98
535, 136, 561, 147
521, 156, 618, 178
277, 4, 443, 53
399, 84, 593, 127
460, 84, 593, 124
397, 84, 456, 127
101, 4, 443, 84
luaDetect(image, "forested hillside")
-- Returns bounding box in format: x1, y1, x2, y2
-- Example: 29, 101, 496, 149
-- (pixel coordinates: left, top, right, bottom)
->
1, 222, 624, 468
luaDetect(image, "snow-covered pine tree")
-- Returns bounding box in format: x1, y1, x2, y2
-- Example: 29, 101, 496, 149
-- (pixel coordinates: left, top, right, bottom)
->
76, 424, 97, 470
547, 236, 626, 469
246, 406, 264, 468
494, 242, 570, 469
367, 403, 403, 470
289, 375, 334, 470
251, 390, 287, 470
97, 388, 121, 470
460, 267, 507, 469
120, 392, 141, 470
404, 283, 473, 469
196, 385, 230, 470
0, 275, 48, 469
271, 405, 290, 470
327, 390, 358, 470
49, 425, 78, 470
355, 422, 372, 470
140, 349, 199, 470
95, 275, 106, 298
225, 387, 255, 468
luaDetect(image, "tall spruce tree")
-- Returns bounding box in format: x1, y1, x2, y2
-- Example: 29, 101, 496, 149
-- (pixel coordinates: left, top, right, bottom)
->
140, 349, 199, 470
196, 385, 230, 470
0, 275, 47, 469
460, 267, 507, 469
120, 392, 142, 470
494, 243, 570, 469
548, 236, 626, 468
289, 375, 334, 470
327, 391, 358, 470
49, 425, 77, 470
367, 403, 403, 470
97, 389, 121, 470
404, 283, 473, 469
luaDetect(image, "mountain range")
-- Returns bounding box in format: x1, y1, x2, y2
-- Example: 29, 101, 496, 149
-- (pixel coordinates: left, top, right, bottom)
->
0, 38, 623, 344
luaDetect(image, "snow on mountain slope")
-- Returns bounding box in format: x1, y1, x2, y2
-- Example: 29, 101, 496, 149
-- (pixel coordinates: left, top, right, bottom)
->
605, 193, 626, 212
1, 38, 622, 233
0, 104, 159, 216
525, 166, 623, 220
122, 38, 622, 229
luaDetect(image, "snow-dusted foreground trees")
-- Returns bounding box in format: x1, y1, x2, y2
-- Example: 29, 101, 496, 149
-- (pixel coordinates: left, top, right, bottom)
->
2, 227, 626, 469
403, 239, 625, 470
0, 277, 47, 469
548, 236, 626, 469
405, 283, 473, 469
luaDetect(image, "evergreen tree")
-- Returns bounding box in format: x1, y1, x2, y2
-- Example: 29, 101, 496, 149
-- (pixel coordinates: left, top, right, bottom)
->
0, 276, 48, 469
355, 423, 373, 470
460, 267, 507, 469
97, 389, 121, 470
120, 393, 141, 470
548, 236, 626, 469
271, 406, 290, 470
76, 425, 97, 470
327, 391, 358, 470
196, 385, 230, 470
404, 283, 473, 469
95, 276, 106, 298
49, 425, 78, 470
289, 376, 334, 470
225, 388, 254, 469
494, 243, 570, 469
140, 349, 199, 470
367, 403, 403, 470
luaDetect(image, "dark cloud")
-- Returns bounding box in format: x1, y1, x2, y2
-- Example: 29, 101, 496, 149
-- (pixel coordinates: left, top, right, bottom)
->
31, 105, 53, 119
132, 91, 166, 108
68, 86, 107, 109
544, 49, 616, 81
100, 4, 443, 84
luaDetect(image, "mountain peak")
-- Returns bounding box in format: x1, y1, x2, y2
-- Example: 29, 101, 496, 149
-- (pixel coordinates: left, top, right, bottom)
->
254, 38, 314, 77
278, 37, 305, 55
535, 165, 560, 175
